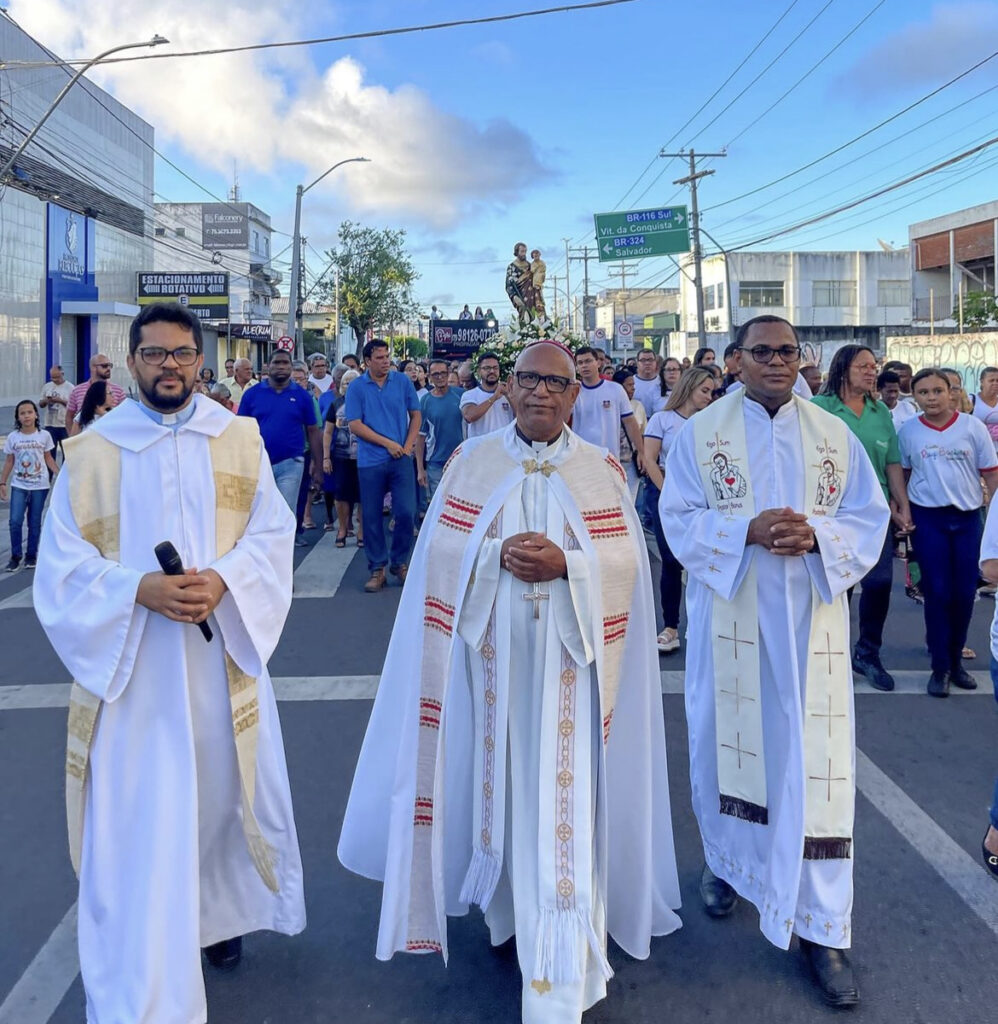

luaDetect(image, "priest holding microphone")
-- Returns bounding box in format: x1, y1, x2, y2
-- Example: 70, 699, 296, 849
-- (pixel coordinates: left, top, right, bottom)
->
35, 303, 305, 1024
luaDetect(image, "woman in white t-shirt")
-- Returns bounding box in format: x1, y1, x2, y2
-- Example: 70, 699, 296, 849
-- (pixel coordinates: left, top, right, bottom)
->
644, 367, 715, 653
898, 368, 998, 697
972, 365, 998, 453
0, 399, 58, 571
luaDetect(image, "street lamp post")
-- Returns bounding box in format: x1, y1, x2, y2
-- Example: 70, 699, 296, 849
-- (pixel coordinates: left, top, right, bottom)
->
0, 35, 169, 183
287, 157, 370, 355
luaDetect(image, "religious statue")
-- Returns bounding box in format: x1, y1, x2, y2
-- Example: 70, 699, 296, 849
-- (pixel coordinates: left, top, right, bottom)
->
505, 241, 535, 325
530, 248, 546, 317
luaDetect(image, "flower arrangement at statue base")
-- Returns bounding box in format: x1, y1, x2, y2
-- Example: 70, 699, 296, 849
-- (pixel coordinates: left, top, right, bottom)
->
487, 316, 583, 376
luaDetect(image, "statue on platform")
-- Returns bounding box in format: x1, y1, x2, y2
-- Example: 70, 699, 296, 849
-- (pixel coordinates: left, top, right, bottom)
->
505, 242, 535, 325
530, 249, 547, 318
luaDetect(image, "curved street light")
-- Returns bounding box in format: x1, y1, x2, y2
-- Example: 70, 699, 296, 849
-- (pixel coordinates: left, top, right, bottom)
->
0, 35, 170, 183
287, 157, 370, 350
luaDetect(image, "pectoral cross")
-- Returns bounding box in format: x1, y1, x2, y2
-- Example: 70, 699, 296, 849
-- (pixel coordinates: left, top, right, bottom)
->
523, 583, 549, 620
717, 621, 754, 660
720, 731, 756, 770
813, 631, 844, 674
809, 758, 848, 802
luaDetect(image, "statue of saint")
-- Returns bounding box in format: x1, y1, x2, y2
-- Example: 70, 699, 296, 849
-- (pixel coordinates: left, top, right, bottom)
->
505, 242, 535, 325
530, 248, 546, 318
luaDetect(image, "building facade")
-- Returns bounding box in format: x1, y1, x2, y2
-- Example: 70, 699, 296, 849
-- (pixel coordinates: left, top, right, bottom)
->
0, 15, 153, 415
674, 250, 912, 362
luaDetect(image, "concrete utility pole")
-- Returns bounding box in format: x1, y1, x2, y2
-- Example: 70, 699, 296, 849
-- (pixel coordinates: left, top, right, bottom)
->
607, 262, 634, 345
660, 148, 726, 348
562, 237, 572, 330
568, 245, 596, 339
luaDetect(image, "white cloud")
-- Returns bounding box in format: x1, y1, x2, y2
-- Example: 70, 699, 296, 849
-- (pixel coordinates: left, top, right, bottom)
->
838, 2, 998, 96
6, 0, 551, 229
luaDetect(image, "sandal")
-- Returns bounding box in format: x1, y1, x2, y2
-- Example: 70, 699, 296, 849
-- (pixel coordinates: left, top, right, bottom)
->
357, 538, 364, 548
323, 523, 335, 532
962, 646, 976, 660
335, 535, 347, 548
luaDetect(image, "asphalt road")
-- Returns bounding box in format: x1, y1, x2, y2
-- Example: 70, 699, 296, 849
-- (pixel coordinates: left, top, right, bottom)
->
2, 511, 997, 1024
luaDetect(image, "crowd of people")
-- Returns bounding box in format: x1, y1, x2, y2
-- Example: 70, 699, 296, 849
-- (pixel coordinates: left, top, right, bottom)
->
13, 301, 998, 1024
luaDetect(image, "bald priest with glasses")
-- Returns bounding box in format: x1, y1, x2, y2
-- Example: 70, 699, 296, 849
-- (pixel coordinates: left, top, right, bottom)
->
660, 315, 889, 1009
339, 339, 682, 1024
35, 303, 305, 1023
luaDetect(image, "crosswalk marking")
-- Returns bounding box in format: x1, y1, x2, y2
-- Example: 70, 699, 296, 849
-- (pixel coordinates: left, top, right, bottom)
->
0, 902, 78, 1024
292, 532, 359, 598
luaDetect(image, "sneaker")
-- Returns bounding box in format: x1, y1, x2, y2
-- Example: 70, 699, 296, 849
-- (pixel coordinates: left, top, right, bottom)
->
23, 557, 36, 570
657, 627, 680, 653
5, 557, 20, 572
905, 583, 924, 604
851, 651, 895, 692
389, 563, 408, 584
364, 568, 387, 593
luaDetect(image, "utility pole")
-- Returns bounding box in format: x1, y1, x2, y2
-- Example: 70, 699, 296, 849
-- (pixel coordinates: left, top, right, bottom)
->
563, 237, 572, 330
568, 245, 596, 339
607, 262, 635, 352
660, 148, 726, 348
550, 274, 560, 321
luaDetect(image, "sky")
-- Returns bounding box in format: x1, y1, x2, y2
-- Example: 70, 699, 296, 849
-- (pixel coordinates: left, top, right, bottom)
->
7, 0, 998, 320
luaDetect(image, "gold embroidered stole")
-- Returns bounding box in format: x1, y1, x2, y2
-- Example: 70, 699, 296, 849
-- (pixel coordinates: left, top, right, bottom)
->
693, 393, 854, 859
63, 418, 278, 891
405, 431, 634, 977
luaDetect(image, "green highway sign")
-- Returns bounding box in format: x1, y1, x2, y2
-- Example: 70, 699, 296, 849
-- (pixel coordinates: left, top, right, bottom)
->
593, 205, 690, 262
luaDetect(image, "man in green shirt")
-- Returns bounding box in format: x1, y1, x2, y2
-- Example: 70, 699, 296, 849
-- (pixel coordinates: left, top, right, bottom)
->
812, 345, 914, 691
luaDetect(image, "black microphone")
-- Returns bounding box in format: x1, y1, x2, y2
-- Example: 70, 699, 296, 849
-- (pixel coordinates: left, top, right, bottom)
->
154, 541, 213, 643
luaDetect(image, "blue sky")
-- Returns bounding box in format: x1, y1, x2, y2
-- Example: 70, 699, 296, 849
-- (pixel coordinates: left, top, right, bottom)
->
12, 0, 998, 318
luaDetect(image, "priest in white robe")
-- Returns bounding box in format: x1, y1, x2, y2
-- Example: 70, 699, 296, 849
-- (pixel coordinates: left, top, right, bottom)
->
34, 303, 305, 1024
339, 339, 682, 1024
660, 315, 888, 1010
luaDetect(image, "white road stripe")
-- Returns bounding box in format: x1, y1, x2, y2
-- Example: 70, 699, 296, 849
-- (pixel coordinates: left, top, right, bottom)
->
0, 902, 79, 1024
2, 670, 993, 711
292, 532, 358, 598
856, 749, 998, 937
0, 585, 33, 611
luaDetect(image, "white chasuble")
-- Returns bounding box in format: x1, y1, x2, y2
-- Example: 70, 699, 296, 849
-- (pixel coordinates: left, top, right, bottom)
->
339, 424, 681, 1024
660, 394, 888, 951
34, 397, 305, 1024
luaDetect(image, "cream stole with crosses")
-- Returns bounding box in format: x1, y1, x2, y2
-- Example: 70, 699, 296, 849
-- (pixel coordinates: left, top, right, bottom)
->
406, 429, 635, 986
63, 419, 280, 894
693, 392, 854, 860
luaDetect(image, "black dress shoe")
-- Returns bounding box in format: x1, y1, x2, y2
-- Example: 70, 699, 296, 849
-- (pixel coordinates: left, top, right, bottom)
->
983, 830, 998, 879
203, 936, 242, 970
699, 863, 738, 918
851, 652, 895, 692
926, 671, 950, 698
800, 938, 860, 1008
949, 666, 978, 690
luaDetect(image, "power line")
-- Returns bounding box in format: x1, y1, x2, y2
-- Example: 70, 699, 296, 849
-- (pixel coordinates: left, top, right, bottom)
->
0, 2, 637, 69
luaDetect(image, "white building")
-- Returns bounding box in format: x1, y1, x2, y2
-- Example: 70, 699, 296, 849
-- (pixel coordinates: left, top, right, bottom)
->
594, 287, 679, 354
675, 250, 912, 358
0, 14, 153, 414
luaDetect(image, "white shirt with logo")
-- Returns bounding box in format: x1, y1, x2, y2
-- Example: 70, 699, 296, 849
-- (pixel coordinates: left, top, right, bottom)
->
4, 429, 54, 490
644, 409, 688, 472
898, 412, 998, 510
571, 379, 633, 458
460, 386, 514, 438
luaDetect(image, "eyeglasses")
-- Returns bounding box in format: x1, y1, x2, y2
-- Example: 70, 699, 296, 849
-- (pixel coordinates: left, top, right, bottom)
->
135, 346, 200, 366
741, 344, 801, 364
94, 362, 112, 369
429, 371, 449, 379
514, 371, 573, 393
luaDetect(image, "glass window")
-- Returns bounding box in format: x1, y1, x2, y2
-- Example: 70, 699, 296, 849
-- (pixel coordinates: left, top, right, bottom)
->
175, 227, 186, 238
877, 279, 909, 306
703, 284, 715, 310
154, 227, 165, 236
739, 281, 784, 307
812, 280, 857, 307
717, 282, 725, 309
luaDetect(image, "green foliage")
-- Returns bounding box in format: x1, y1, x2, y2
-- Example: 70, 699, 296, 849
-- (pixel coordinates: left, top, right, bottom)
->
302, 330, 327, 358
962, 291, 998, 329
317, 222, 420, 355
391, 336, 427, 359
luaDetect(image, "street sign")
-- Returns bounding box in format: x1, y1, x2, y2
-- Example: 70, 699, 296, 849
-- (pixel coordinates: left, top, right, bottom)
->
593, 206, 690, 263
593, 327, 606, 342
616, 320, 633, 338
276, 336, 295, 351
137, 271, 229, 320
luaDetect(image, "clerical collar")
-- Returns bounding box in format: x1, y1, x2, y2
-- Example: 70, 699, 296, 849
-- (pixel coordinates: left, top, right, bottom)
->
516, 425, 563, 451
744, 391, 793, 420
133, 396, 197, 432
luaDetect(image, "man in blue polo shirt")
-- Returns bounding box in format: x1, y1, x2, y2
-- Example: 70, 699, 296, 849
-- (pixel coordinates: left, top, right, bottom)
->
238, 348, 321, 528
345, 338, 421, 593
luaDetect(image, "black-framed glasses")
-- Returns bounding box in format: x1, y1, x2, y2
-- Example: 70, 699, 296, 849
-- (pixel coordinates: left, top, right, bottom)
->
742, 344, 801, 364
514, 371, 573, 393
428, 370, 449, 379
136, 346, 200, 366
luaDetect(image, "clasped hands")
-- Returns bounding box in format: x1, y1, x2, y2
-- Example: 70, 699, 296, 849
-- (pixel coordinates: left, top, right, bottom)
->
137, 567, 227, 624
500, 532, 567, 582
747, 507, 816, 557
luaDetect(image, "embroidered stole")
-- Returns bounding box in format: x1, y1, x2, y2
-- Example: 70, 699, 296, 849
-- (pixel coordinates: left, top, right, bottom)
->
406, 431, 635, 984
693, 393, 854, 859
63, 418, 280, 892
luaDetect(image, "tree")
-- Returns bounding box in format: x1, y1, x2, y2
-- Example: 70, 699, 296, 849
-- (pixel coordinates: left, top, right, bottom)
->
962, 291, 998, 329
318, 221, 420, 355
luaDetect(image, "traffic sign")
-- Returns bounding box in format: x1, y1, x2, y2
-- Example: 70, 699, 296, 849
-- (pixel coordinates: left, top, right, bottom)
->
616, 320, 633, 338
594, 327, 607, 342
276, 335, 295, 351
593, 205, 690, 263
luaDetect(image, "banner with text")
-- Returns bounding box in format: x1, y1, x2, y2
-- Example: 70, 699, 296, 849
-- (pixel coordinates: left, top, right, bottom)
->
137, 272, 230, 320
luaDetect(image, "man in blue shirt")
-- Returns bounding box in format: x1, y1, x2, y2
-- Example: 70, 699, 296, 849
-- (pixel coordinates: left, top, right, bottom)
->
237, 348, 321, 521
416, 359, 464, 501
345, 339, 421, 592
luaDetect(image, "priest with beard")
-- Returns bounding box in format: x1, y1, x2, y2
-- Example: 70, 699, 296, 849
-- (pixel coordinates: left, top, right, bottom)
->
660, 315, 889, 1009
34, 303, 305, 1023
339, 339, 682, 1024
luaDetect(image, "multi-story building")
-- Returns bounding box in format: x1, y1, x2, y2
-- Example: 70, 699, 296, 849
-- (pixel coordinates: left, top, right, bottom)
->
0, 14, 153, 416
594, 287, 679, 354
675, 250, 912, 361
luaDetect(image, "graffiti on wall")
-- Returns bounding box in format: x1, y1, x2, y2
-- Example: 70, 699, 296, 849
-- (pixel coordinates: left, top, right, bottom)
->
799, 340, 852, 373
886, 333, 998, 391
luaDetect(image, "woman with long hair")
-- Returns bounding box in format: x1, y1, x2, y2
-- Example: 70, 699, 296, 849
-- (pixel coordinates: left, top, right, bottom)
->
658, 356, 682, 405
644, 367, 716, 653
322, 370, 364, 547
898, 368, 998, 696
692, 346, 715, 367
76, 380, 112, 433
812, 345, 913, 691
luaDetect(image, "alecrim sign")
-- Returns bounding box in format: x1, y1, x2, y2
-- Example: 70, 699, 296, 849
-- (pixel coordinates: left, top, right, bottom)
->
593, 206, 690, 262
